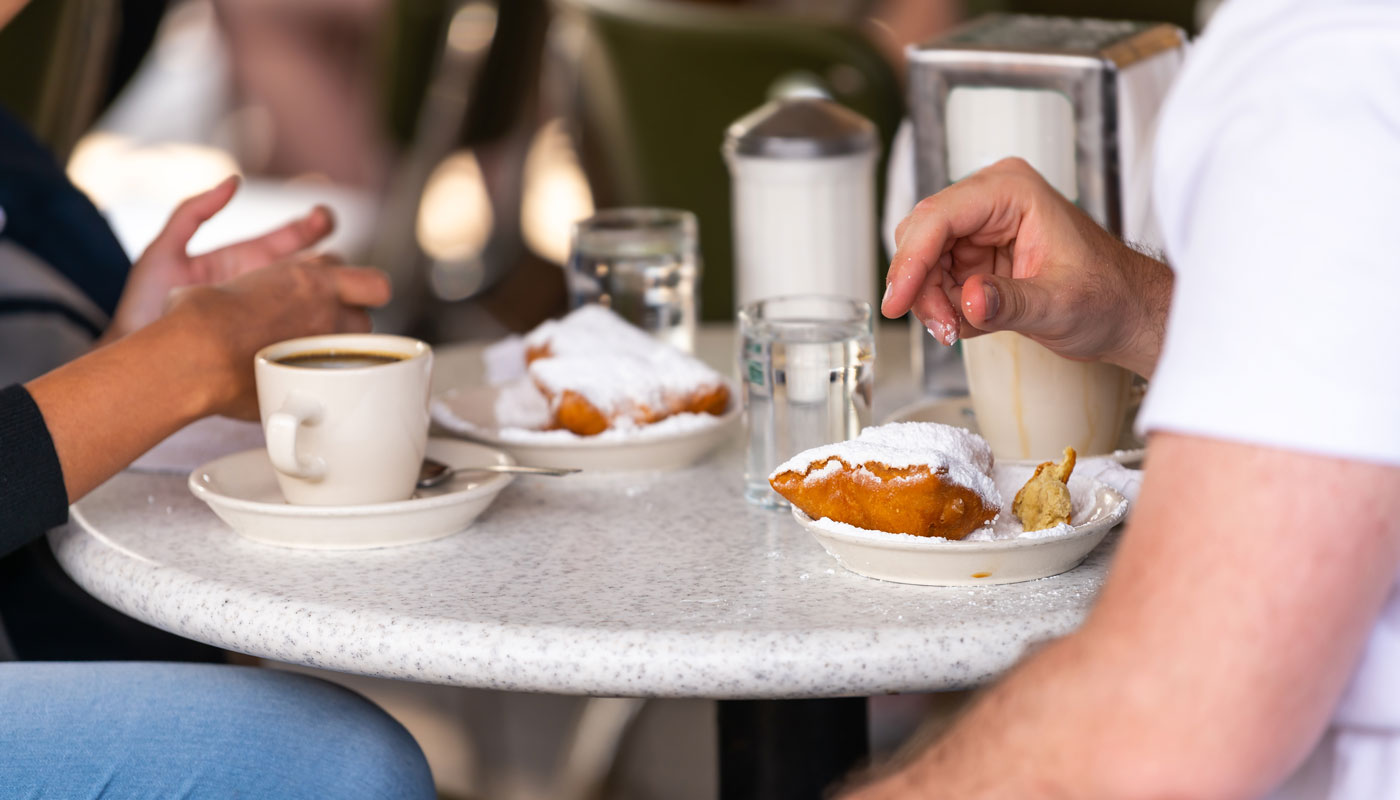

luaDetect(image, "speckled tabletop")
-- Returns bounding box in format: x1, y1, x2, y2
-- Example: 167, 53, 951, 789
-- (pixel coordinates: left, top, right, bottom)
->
50, 325, 1117, 699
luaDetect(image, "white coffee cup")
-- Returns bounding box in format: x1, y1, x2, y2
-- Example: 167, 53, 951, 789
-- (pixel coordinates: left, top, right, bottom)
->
963, 332, 1132, 462
254, 334, 433, 505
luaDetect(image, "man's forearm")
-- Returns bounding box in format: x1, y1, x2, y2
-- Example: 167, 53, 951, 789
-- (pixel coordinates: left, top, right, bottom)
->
870, 636, 1088, 799
865, 631, 1174, 799
847, 436, 1400, 800
25, 310, 220, 502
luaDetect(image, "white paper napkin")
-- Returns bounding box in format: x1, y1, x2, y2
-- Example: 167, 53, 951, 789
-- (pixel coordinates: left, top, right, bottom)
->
1077, 456, 1144, 505
130, 416, 265, 474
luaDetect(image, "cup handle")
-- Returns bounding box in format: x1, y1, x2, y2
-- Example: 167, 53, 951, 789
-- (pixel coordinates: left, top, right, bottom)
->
265, 393, 326, 480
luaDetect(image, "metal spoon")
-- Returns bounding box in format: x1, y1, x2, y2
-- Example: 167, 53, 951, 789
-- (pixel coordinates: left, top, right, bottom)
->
416, 457, 579, 488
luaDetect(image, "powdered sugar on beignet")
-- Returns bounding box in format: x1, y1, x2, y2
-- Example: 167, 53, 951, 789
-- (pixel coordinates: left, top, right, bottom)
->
769, 423, 1001, 540
518, 306, 729, 436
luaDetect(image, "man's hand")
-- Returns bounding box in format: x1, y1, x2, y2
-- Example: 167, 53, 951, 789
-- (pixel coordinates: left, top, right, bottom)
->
884, 158, 1172, 377
104, 175, 337, 341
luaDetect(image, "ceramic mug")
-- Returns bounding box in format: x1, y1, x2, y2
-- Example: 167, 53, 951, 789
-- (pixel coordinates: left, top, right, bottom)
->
962, 332, 1132, 462
254, 334, 433, 505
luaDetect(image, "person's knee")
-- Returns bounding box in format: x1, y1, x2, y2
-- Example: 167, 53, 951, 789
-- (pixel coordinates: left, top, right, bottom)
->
222, 668, 436, 800
0, 662, 435, 799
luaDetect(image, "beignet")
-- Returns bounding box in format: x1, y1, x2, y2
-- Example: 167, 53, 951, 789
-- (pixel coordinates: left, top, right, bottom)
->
769, 423, 1001, 540
519, 306, 729, 436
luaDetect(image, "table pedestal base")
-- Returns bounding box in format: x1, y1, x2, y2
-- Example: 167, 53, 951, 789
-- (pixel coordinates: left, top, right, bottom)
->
717, 698, 868, 799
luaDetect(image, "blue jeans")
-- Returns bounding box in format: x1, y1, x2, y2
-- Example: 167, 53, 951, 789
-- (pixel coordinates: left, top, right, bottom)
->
0, 662, 435, 799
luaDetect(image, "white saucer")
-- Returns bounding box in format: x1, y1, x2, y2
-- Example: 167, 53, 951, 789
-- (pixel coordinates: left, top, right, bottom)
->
791, 472, 1129, 586
882, 395, 1146, 467
188, 438, 515, 549
431, 384, 741, 471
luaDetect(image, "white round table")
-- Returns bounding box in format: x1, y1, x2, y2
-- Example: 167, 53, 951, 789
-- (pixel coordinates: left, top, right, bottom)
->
49, 325, 1119, 796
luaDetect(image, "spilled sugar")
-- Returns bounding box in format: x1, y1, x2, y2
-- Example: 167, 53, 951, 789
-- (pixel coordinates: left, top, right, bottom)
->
491, 377, 553, 430
483, 335, 528, 384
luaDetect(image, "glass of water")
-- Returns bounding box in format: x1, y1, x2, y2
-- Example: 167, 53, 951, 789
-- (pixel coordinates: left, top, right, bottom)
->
739, 295, 875, 508
567, 208, 700, 352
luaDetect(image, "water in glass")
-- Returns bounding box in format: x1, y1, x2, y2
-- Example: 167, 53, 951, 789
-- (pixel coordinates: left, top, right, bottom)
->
741, 302, 874, 508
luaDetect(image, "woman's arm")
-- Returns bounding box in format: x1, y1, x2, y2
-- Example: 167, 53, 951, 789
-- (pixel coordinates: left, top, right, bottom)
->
14, 256, 389, 519
28, 306, 234, 503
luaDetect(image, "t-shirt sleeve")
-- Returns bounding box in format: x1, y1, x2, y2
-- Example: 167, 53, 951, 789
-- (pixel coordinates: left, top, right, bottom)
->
1139, 10, 1400, 465
0, 383, 69, 555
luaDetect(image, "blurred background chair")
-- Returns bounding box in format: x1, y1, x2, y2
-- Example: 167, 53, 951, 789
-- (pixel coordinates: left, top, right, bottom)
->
0, 0, 121, 161
554, 0, 903, 320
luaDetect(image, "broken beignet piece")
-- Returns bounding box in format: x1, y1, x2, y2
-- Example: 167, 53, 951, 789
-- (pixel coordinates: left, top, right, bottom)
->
1012, 447, 1077, 532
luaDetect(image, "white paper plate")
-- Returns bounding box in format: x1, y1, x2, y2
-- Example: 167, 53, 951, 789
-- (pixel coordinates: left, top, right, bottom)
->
882, 395, 1145, 467
431, 384, 741, 471
791, 473, 1129, 586
188, 438, 514, 549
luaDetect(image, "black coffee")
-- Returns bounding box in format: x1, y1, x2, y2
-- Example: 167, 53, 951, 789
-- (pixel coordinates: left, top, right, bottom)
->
275, 350, 408, 369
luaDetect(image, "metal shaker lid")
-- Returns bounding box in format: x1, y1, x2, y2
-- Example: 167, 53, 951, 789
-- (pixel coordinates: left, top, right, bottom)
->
724, 96, 877, 159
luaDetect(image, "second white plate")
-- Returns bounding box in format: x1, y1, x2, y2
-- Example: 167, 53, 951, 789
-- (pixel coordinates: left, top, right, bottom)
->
431, 384, 741, 471
792, 472, 1129, 586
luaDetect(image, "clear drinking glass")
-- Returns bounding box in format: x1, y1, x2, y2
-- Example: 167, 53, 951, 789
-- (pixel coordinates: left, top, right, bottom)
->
739, 295, 875, 508
566, 208, 701, 353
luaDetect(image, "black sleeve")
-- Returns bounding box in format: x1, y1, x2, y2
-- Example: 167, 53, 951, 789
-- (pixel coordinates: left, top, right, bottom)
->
0, 109, 131, 318
0, 384, 68, 556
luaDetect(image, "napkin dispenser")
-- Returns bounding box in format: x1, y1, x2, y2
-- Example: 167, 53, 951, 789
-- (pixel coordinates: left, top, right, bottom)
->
905, 15, 1187, 392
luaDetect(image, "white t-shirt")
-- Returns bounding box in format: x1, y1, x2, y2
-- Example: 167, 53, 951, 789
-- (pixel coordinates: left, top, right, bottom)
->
1141, 0, 1400, 795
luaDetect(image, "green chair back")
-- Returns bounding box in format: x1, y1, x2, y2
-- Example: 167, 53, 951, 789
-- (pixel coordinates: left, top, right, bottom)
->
556, 0, 903, 320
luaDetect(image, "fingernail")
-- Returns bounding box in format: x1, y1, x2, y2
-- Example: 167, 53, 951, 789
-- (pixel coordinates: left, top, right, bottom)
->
982, 282, 1000, 321
926, 320, 958, 346
882, 282, 893, 306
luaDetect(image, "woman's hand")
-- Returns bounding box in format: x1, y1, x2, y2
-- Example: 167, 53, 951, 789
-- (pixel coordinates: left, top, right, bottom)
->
104, 175, 338, 341
883, 158, 1173, 377
165, 254, 392, 420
